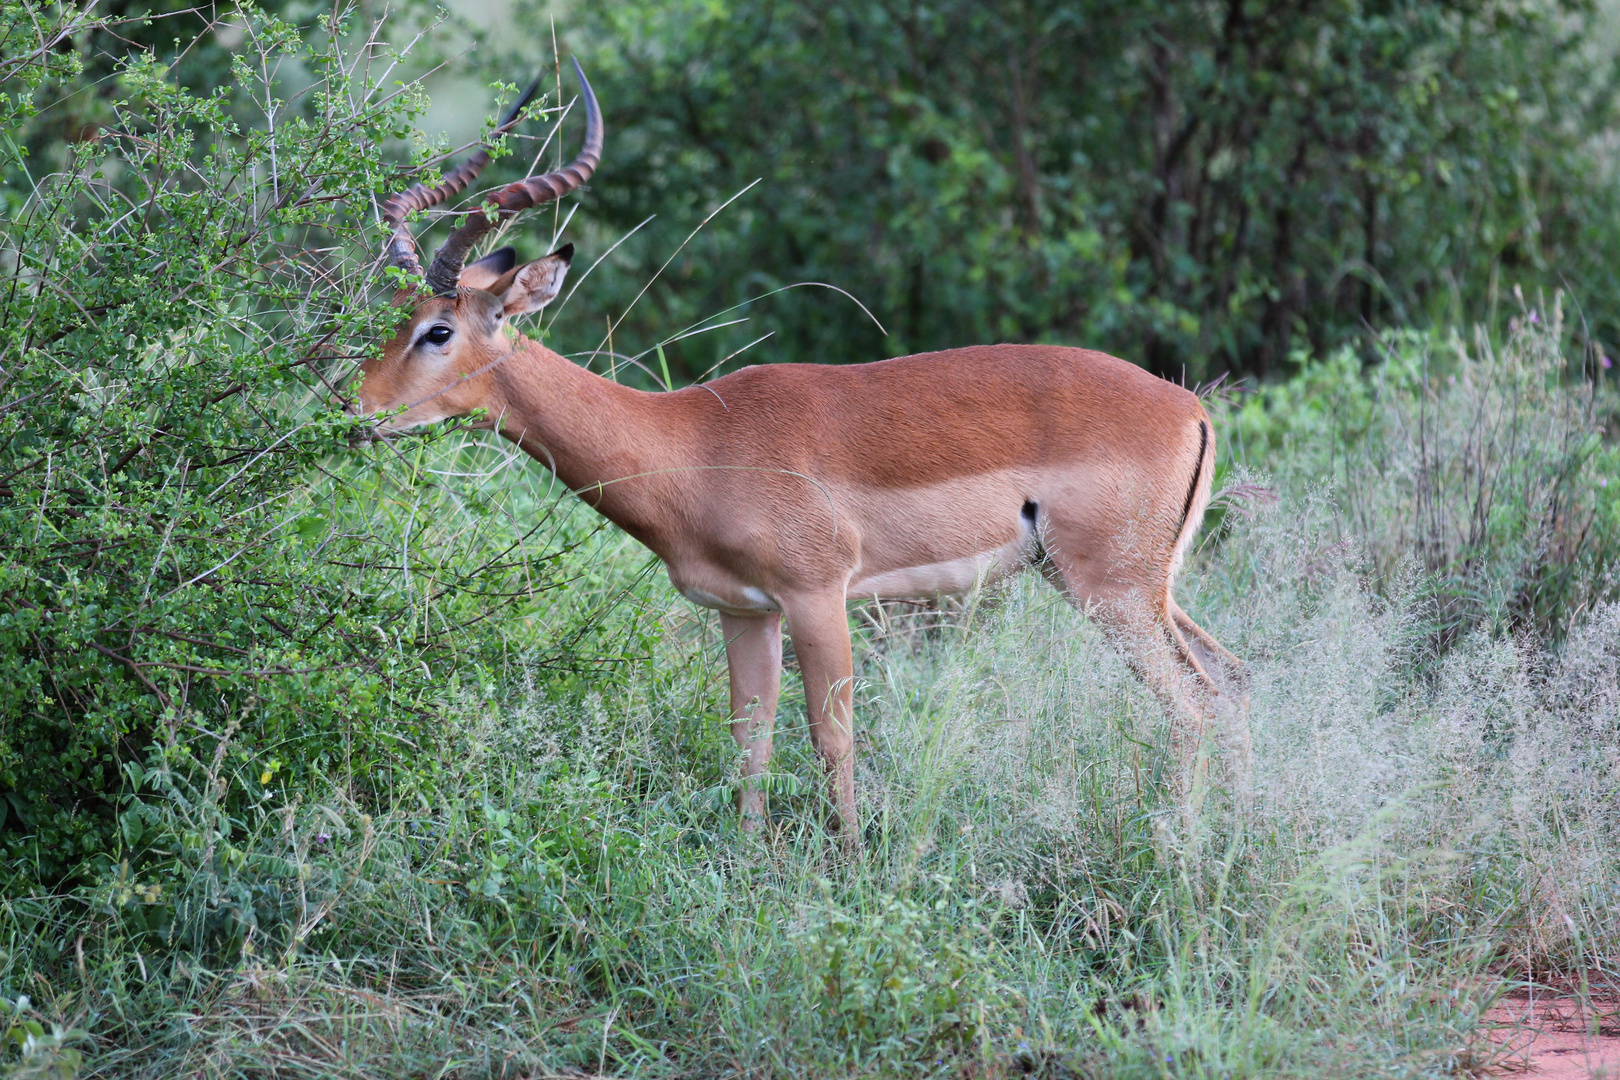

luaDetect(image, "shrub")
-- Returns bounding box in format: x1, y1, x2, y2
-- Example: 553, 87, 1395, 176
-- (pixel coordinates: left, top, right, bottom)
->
1215, 302, 1620, 645
0, 5, 605, 886
796, 883, 1013, 1068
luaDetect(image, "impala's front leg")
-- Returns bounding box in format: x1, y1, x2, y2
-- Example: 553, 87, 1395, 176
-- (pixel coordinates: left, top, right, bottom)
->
719, 611, 782, 831
783, 593, 859, 841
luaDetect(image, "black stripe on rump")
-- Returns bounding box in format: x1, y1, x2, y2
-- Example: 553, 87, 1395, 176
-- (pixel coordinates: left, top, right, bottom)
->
1178, 420, 1209, 535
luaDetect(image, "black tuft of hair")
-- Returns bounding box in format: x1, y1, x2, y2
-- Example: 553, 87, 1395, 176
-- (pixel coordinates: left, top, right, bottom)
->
550, 243, 575, 265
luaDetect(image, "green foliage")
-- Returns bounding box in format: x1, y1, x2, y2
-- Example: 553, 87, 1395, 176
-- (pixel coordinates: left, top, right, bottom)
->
0, 996, 85, 1080
448, 0, 1620, 383
0, 5, 620, 886
0, 4, 386, 882
797, 883, 1012, 1067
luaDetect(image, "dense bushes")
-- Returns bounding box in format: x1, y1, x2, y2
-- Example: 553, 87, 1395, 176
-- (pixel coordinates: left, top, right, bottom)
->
0, 5, 615, 885
1218, 300, 1620, 643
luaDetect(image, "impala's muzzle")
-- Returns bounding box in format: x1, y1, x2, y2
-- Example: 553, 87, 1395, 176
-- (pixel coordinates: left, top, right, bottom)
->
346, 422, 381, 447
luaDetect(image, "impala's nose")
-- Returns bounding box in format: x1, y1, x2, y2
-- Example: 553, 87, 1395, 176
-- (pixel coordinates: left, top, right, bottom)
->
344, 397, 380, 445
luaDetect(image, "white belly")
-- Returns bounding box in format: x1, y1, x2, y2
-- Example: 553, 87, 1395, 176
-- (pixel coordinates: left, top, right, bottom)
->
679, 583, 781, 613
675, 499, 1040, 611
849, 533, 1035, 601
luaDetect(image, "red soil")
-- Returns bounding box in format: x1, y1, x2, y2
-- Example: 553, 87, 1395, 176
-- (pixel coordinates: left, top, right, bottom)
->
1481, 995, 1620, 1079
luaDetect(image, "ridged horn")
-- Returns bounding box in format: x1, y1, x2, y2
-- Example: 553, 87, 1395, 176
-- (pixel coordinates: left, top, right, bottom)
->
422, 57, 602, 296
378, 75, 543, 281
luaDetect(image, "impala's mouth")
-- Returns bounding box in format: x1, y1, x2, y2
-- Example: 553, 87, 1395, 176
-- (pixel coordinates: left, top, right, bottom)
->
345, 411, 413, 446
347, 423, 384, 447
343, 402, 389, 446
347, 410, 479, 447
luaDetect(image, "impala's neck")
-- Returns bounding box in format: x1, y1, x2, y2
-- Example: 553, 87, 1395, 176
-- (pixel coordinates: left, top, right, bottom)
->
486, 334, 688, 545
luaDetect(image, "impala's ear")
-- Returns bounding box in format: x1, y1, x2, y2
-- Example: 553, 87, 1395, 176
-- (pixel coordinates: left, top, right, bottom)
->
496, 244, 573, 316
458, 246, 517, 292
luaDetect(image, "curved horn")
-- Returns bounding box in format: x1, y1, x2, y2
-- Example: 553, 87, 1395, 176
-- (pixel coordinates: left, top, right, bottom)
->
423, 57, 603, 296
379, 76, 543, 280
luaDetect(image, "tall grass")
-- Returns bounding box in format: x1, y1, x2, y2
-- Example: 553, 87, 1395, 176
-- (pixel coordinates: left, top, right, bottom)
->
3, 318, 1617, 1078
1221, 294, 1619, 644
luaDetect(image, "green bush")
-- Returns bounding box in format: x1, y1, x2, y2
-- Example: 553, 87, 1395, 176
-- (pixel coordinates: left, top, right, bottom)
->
797, 883, 1013, 1068
0, 5, 613, 887
1215, 299, 1620, 643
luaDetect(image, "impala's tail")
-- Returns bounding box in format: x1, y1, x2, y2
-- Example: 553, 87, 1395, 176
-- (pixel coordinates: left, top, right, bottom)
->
1167, 414, 1214, 589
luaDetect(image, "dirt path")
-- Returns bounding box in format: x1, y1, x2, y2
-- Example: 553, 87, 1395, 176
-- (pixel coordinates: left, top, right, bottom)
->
1482, 996, 1620, 1078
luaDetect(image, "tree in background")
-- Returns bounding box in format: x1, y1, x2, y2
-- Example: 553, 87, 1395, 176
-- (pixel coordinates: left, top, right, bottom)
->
467, 0, 1619, 382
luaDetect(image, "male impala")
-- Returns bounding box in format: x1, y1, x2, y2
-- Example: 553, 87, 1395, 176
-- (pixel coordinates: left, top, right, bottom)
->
356, 61, 1247, 838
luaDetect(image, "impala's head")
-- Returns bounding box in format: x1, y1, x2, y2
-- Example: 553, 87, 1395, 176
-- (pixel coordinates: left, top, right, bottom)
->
353, 59, 602, 435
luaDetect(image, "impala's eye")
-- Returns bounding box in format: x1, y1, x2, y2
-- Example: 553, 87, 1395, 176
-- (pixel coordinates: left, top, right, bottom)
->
421, 325, 453, 347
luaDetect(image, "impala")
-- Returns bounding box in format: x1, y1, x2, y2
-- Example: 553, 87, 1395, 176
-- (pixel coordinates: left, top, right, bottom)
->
355, 61, 1247, 838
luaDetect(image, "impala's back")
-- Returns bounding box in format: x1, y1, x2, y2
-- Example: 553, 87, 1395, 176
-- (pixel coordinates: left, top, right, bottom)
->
675, 343, 1210, 606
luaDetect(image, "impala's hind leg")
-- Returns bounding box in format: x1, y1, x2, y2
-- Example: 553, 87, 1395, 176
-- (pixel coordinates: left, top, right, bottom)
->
1044, 551, 1214, 826
1171, 602, 1252, 812
1170, 604, 1244, 685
